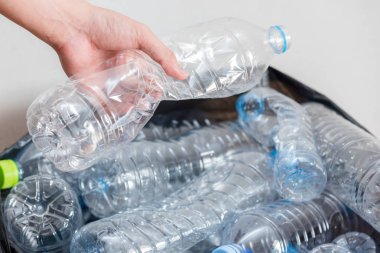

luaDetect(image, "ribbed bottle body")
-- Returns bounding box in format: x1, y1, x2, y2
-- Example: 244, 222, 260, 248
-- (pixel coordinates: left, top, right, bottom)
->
71, 151, 276, 252
236, 87, 326, 201
79, 121, 261, 218
221, 192, 356, 253
305, 103, 380, 232
163, 18, 290, 100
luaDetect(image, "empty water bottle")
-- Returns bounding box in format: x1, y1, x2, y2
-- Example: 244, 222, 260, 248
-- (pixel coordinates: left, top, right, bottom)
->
305, 103, 380, 232
26, 17, 291, 172
309, 244, 349, 253
3, 175, 82, 253
79, 122, 262, 218
236, 87, 326, 201
70, 151, 277, 253
333, 232, 376, 253
216, 191, 357, 253
0, 142, 78, 192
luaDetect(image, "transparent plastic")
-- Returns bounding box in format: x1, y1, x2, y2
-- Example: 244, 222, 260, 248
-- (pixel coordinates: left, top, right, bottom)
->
2, 114, 211, 190
3, 175, 82, 253
1, 142, 81, 193
333, 232, 376, 253
136, 117, 211, 141
135, 111, 212, 141
219, 191, 357, 253
309, 244, 349, 253
236, 87, 326, 201
305, 103, 380, 232
79, 121, 262, 218
70, 151, 277, 253
26, 17, 291, 172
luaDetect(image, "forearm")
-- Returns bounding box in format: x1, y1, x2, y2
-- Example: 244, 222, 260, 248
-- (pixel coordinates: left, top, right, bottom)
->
0, 0, 187, 79
0, 0, 90, 49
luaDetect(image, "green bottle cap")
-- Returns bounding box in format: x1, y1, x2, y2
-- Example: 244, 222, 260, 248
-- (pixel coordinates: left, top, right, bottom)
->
0, 159, 20, 189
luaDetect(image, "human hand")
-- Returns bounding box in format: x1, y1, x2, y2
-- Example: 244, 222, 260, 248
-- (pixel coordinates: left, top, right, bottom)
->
0, 0, 188, 79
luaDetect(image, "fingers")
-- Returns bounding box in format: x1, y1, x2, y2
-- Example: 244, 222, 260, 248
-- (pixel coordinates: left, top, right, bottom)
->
137, 24, 188, 80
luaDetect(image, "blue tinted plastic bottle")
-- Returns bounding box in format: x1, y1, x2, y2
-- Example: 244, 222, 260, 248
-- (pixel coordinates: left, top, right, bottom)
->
236, 87, 326, 201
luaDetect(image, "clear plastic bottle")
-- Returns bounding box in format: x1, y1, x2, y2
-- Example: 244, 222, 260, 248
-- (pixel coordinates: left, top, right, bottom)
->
135, 111, 212, 141
236, 87, 326, 201
0, 113, 210, 191
0, 142, 78, 192
333, 232, 376, 253
26, 17, 291, 172
70, 151, 277, 253
0, 141, 96, 224
309, 244, 349, 253
304, 103, 380, 232
217, 191, 357, 253
136, 117, 211, 141
79, 121, 263, 218
3, 175, 82, 253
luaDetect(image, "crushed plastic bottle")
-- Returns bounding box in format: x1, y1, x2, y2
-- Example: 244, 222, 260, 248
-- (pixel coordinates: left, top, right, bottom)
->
26, 17, 291, 172
304, 103, 380, 232
236, 87, 326, 201
79, 122, 263, 218
0, 112, 211, 191
3, 175, 82, 253
70, 151, 277, 253
333, 232, 376, 253
216, 191, 357, 253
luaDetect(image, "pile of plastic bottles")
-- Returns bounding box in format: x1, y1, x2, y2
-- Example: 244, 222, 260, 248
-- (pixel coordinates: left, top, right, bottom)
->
1, 17, 379, 253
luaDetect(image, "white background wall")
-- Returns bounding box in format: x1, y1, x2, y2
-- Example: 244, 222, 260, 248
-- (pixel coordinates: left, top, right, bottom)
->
0, 0, 379, 150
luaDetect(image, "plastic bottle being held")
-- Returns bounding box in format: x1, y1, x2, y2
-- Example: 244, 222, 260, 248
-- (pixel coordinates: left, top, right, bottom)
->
333, 232, 376, 253
70, 151, 277, 253
215, 191, 357, 253
3, 175, 82, 253
79, 121, 262, 218
309, 244, 349, 253
26, 17, 291, 172
304, 103, 380, 232
0, 142, 78, 193
236, 87, 326, 201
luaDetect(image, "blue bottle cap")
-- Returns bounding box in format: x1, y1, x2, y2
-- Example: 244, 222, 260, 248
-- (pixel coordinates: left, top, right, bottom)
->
268, 25, 291, 54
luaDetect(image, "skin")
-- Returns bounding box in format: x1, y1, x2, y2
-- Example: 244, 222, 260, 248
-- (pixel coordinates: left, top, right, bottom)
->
0, 0, 188, 79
